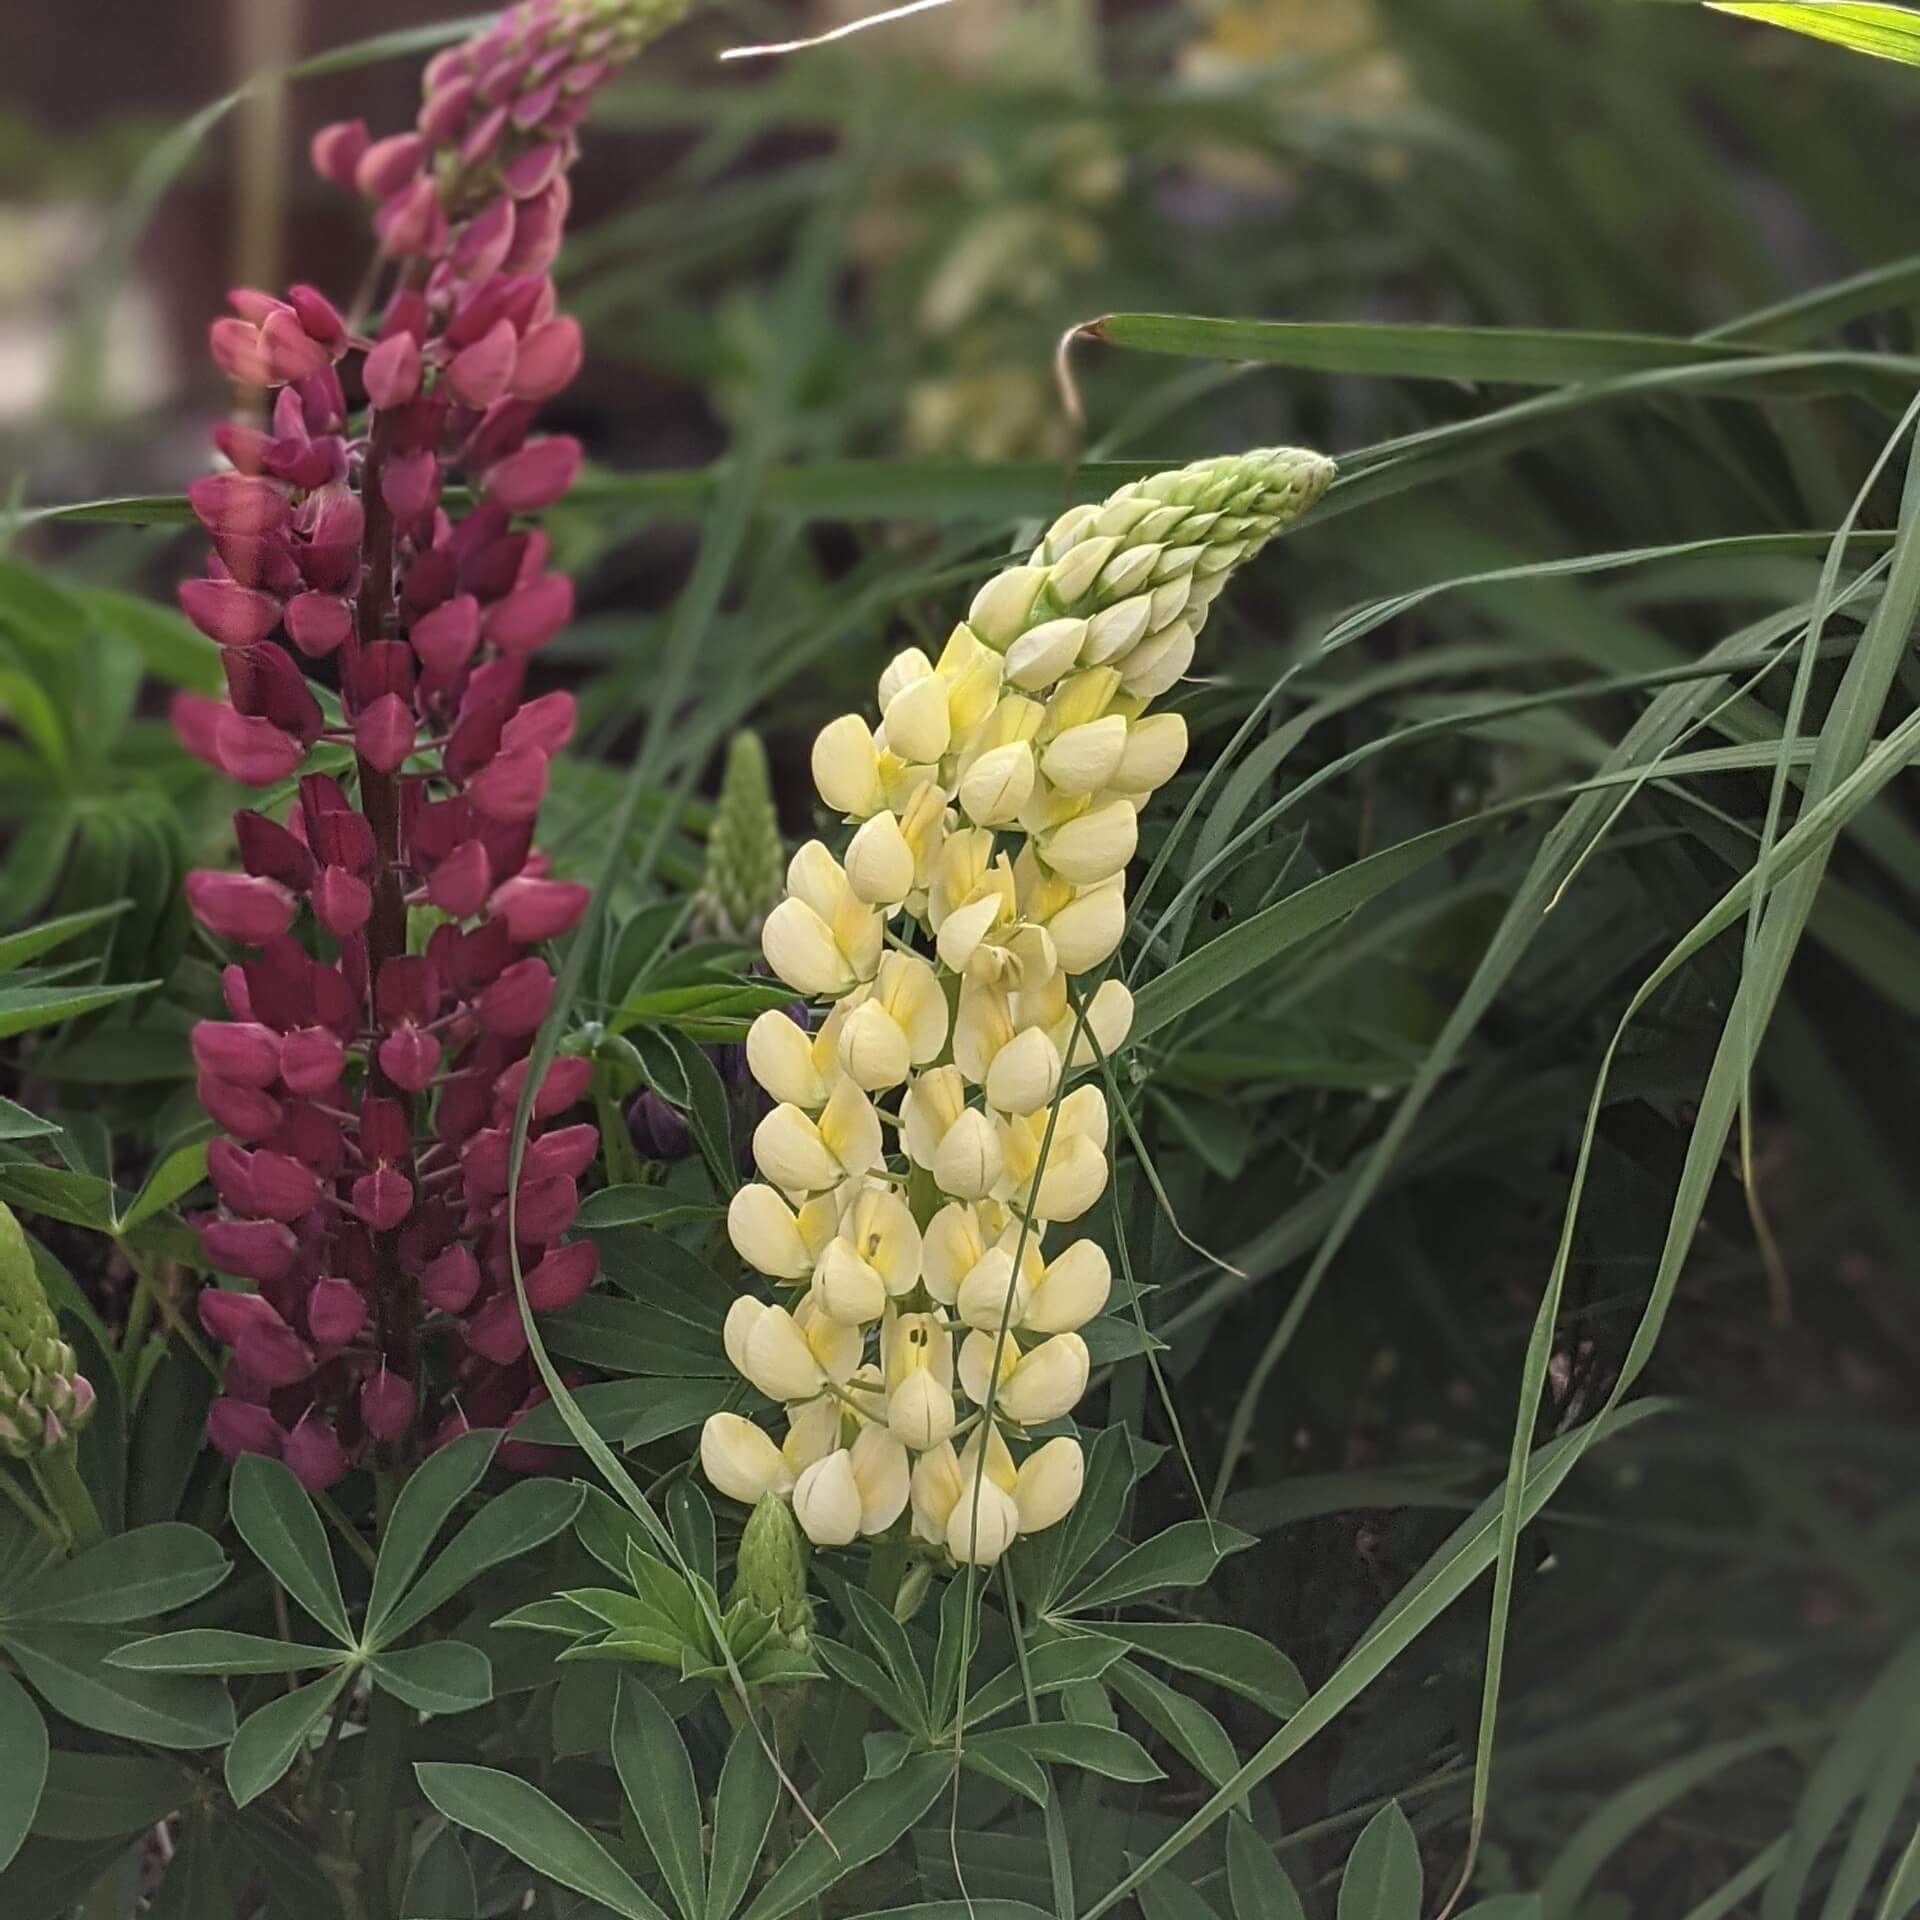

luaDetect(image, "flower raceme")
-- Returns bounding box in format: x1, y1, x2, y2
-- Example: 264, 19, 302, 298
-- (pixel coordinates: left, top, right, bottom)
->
700, 447, 1335, 1566
175, 0, 692, 1490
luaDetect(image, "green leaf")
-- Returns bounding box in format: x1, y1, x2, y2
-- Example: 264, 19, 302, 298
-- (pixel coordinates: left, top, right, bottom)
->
363, 1428, 502, 1645
116, 1140, 208, 1236
370, 1643, 493, 1716
510, 1375, 730, 1449
983, 1720, 1161, 1784
0, 1667, 49, 1870
1108, 1659, 1240, 1791
414, 1762, 670, 1920
613, 1675, 707, 1920
0, 1096, 58, 1140
738, 1753, 954, 1920
963, 1634, 1128, 1726
0, 903, 131, 974
30, 1751, 187, 1841
1707, 2, 1920, 63
0, 979, 159, 1040
5, 1625, 234, 1749
706, 1721, 780, 1920
1095, 1623, 1306, 1719
1337, 1803, 1422, 1920
1061, 1521, 1255, 1614
377, 1479, 585, 1643
1137, 1870, 1224, 1920
108, 1630, 341, 1677
229, 1454, 351, 1643
577, 1184, 728, 1230
1130, 820, 1485, 1047
401, 1827, 479, 1919
1089, 313, 1761, 386
1227, 1816, 1305, 1920
15, 1523, 229, 1624
224, 1668, 349, 1808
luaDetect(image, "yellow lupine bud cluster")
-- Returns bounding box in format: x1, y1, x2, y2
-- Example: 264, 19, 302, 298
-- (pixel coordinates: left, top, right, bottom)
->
702, 448, 1334, 1567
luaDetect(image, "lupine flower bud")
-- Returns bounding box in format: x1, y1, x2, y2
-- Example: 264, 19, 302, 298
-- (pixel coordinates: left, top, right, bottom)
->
732, 1490, 810, 1646
695, 731, 785, 940
0, 1206, 96, 1460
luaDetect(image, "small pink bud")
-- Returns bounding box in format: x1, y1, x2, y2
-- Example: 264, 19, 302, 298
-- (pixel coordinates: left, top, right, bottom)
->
201, 1217, 299, 1285
359, 1097, 412, 1163
501, 178, 569, 276
513, 1174, 578, 1243
418, 75, 479, 145
234, 810, 314, 889
465, 1293, 528, 1365
377, 176, 446, 259
478, 957, 554, 1038
187, 871, 297, 945
461, 1129, 511, 1199
354, 694, 416, 774
287, 284, 348, 352
172, 692, 228, 770
208, 1398, 283, 1462
236, 1314, 314, 1387
363, 331, 423, 409
247, 1150, 321, 1223
446, 318, 519, 410
306, 1279, 366, 1347
214, 711, 305, 786
191, 1020, 282, 1088
468, 748, 548, 825
356, 132, 428, 201
409, 593, 481, 674
495, 1054, 592, 1124
490, 876, 588, 944
484, 573, 573, 655
512, 79, 563, 133
421, 1243, 482, 1313
281, 1027, 346, 1096
209, 318, 272, 387
525, 1123, 598, 1183
460, 102, 511, 169
379, 1024, 442, 1093
352, 1167, 415, 1231
511, 315, 583, 401
428, 839, 492, 917
258, 309, 334, 385
484, 436, 581, 513
191, 472, 290, 538
451, 197, 518, 282
382, 450, 441, 522
285, 593, 353, 658
284, 1419, 349, 1492
360, 1370, 416, 1442
311, 119, 371, 189
198, 1073, 283, 1142
523, 1238, 597, 1311
199, 1288, 281, 1347
179, 576, 283, 648
501, 691, 576, 756
312, 866, 373, 938
502, 140, 564, 201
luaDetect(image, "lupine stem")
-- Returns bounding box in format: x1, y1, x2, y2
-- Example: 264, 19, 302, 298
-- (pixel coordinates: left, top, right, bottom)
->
32, 1445, 103, 1554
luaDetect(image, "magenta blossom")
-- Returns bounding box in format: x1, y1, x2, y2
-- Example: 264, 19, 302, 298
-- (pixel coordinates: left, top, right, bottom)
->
183, 0, 689, 1490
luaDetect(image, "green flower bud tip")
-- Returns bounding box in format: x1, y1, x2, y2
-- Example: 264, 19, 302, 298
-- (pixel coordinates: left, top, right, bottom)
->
697, 731, 786, 942
0, 1203, 96, 1461
733, 1492, 811, 1646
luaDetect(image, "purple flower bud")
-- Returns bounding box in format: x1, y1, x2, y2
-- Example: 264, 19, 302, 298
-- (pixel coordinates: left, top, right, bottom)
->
360, 1369, 415, 1441
484, 436, 581, 513
377, 176, 446, 259
364, 331, 423, 410
236, 1314, 315, 1387
419, 75, 480, 145
313, 866, 374, 938
379, 1024, 442, 1093
280, 1027, 346, 1096
477, 957, 553, 1037
188, 871, 298, 946
512, 1174, 578, 1244
352, 1167, 415, 1232
465, 1292, 528, 1365
484, 572, 573, 654
202, 1217, 300, 1285
489, 875, 588, 944
355, 694, 416, 774
382, 449, 441, 522
284, 1418, 349, 1491
502, 691, 577, 756
283, 592, 352, 658
214, 711, 305, 786
257, 310, 333, 386
179, 576, 282, 648
208, 1397, 283, 1461
445, 318, 519, 410
511, 316, 583, 401
249, 1150, 322, 1222
460, 102, 512, 170
209, 318, 273, 387
359, 1097, 412, 1163
525, 1124, 598, 1184
191, 1021, 283, 1089
225, 643, 323, 743
311, 119, 371, 190
501, 179, 569, 275
523, 1238, 596, 1311
628, 1090, 694, 1163
287, 285, 348, 354
306, 1279, 366, 1347
429, 840, 493, 918
502, 141, 565, 201
356, 132, 428, 201
198, 1074, 283, 1142
468, 747, 549, 825
421, 1243, 482, 1313
410, 593, 481, 674
191, 473, 290, 539
451, 198, 518, 282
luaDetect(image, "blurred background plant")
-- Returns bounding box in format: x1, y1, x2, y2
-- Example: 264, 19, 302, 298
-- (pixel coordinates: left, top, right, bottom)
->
1, 1, 1920, 1916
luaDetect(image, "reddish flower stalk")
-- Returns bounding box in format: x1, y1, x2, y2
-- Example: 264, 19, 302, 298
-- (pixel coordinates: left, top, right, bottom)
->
176, 0, 689, 1488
